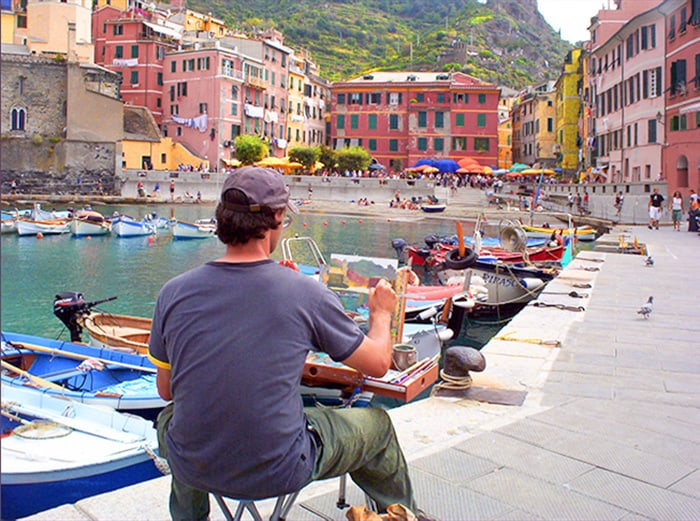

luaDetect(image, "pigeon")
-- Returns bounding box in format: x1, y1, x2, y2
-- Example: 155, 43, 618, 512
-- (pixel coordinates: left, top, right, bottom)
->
637, 296, 653, 319
644, 256, 654, 267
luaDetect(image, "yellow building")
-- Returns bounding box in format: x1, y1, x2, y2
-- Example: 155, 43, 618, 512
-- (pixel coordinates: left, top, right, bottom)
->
94, 0, 128, 10
286, 54, 305, 148
2, 0, 15, 45
122, 106, 208, 170
182, 10, 226, 38
554, 48, 583, 178
26, 0, 93, 61
498, 118, 513, 169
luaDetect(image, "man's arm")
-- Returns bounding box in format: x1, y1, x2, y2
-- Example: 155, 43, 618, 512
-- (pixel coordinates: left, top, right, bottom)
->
156, 367, 173, 401
342, 279, 397, 377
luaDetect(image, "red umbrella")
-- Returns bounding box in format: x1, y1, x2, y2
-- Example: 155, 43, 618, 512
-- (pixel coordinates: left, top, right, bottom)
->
457, 157, 480, 169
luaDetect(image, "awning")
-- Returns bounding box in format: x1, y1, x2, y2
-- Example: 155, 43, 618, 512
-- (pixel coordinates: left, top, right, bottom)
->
143, 21, 182, 40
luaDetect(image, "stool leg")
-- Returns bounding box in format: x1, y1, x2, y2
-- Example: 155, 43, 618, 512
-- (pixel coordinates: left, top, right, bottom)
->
336, 474, 349, 509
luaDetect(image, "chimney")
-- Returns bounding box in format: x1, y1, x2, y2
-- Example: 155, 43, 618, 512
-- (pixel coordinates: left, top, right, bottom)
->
67, 21, 78, 62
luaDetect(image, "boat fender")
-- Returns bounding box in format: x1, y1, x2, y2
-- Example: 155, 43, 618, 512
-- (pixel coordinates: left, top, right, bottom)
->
519, 278, 545, 291
279, 259, 300, 272
444, 247, 478, 270
437, 328, 454, 342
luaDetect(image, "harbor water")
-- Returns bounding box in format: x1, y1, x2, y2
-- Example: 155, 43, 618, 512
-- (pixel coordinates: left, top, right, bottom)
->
1, 203, 506, 349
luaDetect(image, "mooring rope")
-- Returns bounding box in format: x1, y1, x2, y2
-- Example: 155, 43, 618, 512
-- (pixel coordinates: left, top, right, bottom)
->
431, 369, 473, 396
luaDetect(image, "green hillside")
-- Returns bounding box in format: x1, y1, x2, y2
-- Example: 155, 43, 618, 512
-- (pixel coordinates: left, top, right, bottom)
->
188, 0, 574, 87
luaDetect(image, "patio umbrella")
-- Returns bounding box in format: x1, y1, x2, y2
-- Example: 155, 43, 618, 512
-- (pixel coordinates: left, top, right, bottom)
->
457, 157, 480, 169
483, 166, 494, 175
492, 168, 509, 175
434, 158, 460, 173
422, 166, 439, 174
508, 163, 530, 172
519, 168, 556, 175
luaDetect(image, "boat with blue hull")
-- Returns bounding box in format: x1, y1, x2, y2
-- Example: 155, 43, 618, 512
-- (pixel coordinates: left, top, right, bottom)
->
1, 385, 162, 520
1, 331, 167, 416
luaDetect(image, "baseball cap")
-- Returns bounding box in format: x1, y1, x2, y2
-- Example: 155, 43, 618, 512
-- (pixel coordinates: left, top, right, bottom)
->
220, 166, 298, 214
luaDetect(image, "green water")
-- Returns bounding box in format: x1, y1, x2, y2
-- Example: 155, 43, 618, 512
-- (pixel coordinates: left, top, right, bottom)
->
2, 203, 502, 347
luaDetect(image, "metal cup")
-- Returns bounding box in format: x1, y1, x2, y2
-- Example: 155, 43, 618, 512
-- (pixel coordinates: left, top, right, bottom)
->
392, 344, 417, 371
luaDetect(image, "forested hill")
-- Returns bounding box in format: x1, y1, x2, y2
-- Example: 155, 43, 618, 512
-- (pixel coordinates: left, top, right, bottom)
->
188, 0, 575, 87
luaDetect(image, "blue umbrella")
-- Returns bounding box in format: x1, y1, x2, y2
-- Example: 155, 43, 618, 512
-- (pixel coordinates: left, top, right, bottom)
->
434, 159, 460, 173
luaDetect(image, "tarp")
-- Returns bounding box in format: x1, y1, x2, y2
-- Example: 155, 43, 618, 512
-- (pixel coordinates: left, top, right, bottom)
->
508, 163, 530, 172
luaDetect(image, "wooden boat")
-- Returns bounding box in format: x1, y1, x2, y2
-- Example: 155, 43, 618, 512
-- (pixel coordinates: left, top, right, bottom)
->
1, 384, 161, 520
1, 331, 167, 415
406, 242, 565, 269
16, 218, 70, 236
81, 312, 152, 355
110, 215, 156, 237
521, 224, 597, 242
172, 219, 216, 239
69, 210, 110, 237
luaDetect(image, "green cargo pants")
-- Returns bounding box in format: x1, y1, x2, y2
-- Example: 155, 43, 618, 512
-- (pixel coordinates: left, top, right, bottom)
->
157, 403, 416, 520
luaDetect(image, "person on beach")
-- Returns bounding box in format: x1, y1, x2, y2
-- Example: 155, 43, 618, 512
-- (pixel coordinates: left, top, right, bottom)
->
669, 191, 683, 231
648, 188, 665, 230
170, 179, 175, 201
614, 192, 624, 218
149, 166, 420, 520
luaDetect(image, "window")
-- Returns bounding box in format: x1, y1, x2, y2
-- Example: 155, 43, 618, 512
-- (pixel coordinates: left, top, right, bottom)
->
131, 45, 138, 58
388, 92, 402, 105
157, 72, 163, 86
10, 107, 26, 130
669, 15, 676, 39
547, 118, 553, 132
680, 7, 687, 33
157, 46, 164, 61
231, 125, 240, 139
113, 24, 123, 35
474, 137, 489, 152
452, 136, 467, 151
692, 0, 700, 25
115, 46, 123, 59
455, 113, 465, 127
368, 114, 377, 130
418, 112, 427, 127
389, 139, 398, 152
337, 93, 346, 104
434, 137, 444, 151
170, 86, 175, 102
177, 82, 188, 97
417, 137, 427, 151
435, 112, 444, 128
436, 93, 445, 103
199, 103, 207, 114
349, 93, 361, 105
232, 85, 239, 98
369, 92, 381, 104
351, 114, 359, 129
670, 59, 687, 95
337, 115, 345, 129
171, 61, 176, 73
231, 103, 238, 116
453, 93, 468, 104
156, 98, 161, 108
478, 93, 486, 104
389, 114, 399, 130
696, 54, 700, 88
130, 71, 138, 84
477, 114, 486, 127
416, 93, 424, 102
369, 139, 376, 151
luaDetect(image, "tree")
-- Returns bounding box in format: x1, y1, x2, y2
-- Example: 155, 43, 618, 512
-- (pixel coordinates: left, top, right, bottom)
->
335, 146, 371, 173
288, 146, 320, 170
234, 135, 268, 165
318, 145, 337, 172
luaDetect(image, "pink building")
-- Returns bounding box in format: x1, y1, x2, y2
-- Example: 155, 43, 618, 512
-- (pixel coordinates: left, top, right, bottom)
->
660, 0, 700, 196
93, 7, 181, 125
330, 72, 499, 170
162, 41, 265, 170
587, 3, 666, 182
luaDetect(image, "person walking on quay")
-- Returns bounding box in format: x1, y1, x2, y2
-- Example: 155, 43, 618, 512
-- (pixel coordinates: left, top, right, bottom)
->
669, 191, 684, 231
567, 192, 574, 212
149, 166, 419, 520
170, 179, 176, 201
614, 191, 624, 218
648, 188, 665, 230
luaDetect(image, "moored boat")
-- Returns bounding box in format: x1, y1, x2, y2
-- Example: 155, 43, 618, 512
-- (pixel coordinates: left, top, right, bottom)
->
69, 210, 110, 237
110, 215, 156, 237
420, 203, 446, 213
521, 224, 597, 242
172, 219, 216, 239
1, 331, 167, 414
1, 384, 161, 520
15, 218, 70, 236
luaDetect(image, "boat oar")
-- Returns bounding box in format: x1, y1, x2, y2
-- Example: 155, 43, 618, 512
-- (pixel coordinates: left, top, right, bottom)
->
455, 221, 465, 257
7, 342, 156, 374
1, 360, 66, 390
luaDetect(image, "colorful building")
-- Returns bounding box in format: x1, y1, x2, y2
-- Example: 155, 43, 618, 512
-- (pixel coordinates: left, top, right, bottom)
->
330, 72, 499, 171
92, 8, 182, 125
554, 48, 584, 177
660, 0, 700, 196
25, 0, 93, 61
512, 82, 556, 167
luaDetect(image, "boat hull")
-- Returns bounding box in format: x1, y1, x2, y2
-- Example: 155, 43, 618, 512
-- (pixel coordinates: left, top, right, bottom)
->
111, 218, 154, 237
172, 220, 216, 239
1, 385, 161, 520
521, 224, 597, 242
16, 219, 70, 236
82, 312, 151, 354
70, 219, 110, 237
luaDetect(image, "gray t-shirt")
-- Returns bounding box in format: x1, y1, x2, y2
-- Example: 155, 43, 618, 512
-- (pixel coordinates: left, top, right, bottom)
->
149, 260, 364, 499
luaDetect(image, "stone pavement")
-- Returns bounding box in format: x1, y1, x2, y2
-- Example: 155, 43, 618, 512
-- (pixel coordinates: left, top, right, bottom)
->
23, 224, 700, 520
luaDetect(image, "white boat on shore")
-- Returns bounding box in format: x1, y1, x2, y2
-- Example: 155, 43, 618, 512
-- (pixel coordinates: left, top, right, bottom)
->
172, 219, 216, 239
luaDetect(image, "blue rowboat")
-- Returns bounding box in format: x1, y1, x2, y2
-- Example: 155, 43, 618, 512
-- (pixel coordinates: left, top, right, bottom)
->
1, 331, 168, 416
1, 384, 162, 520
110, 215, 155, 237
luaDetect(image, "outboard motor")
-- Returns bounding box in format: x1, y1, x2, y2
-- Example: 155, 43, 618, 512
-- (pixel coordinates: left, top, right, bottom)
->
53, 292, 117, 342
424, 234, 439, 249
391, 238, 408, 264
